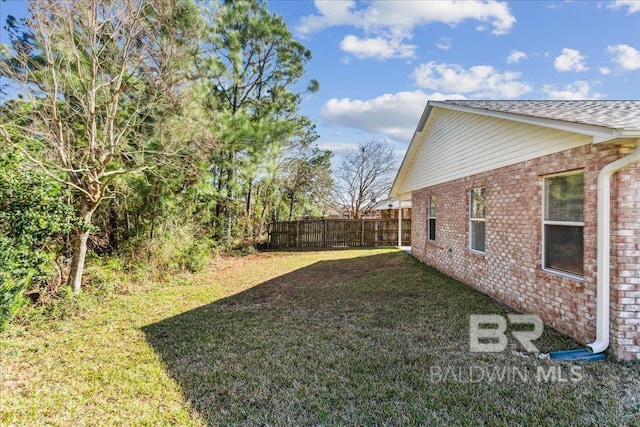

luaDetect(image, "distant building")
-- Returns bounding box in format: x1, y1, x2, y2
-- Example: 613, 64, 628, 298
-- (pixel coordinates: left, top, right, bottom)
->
370, 199, 412, 220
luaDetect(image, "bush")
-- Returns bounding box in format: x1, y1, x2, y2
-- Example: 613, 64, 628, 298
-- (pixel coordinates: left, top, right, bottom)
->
178, 240, 211, 273
84, 256, 128, 294
0, 150, 73, 330
122, 223, 216, 280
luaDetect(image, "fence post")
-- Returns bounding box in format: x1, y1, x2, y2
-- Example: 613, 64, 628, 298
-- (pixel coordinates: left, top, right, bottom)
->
397, 201, 402, 247
323, 219, 327, 247
374, 220, 378, 247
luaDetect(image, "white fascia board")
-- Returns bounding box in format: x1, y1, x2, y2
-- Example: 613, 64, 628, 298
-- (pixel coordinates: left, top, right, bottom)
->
619, 130, 640, 139
429, 101, 624, 144
389, 104, 434, 199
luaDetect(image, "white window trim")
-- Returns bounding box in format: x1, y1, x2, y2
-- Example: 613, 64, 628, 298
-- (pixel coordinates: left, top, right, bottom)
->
541, 171, 584, 280
428, 195, 436, 242
469, 188, 486, 254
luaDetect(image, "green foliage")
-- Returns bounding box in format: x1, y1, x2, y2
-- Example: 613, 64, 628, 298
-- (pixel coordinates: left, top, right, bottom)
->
179, 240, 212, 273
204, 0, 320, 244
85, 256, 128, 295
1, 0, 213, 292
0, 0, 325, 323
279, 146, 333, 220
123, 222, 216, 278
17, 285, 101, 327
0, 149, 74, 329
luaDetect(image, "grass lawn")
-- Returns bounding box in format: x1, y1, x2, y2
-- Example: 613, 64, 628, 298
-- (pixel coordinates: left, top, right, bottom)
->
1, 248, 639, 426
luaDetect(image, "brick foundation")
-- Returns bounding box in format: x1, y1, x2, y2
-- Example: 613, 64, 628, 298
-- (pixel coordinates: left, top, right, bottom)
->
410, 142, 640, 360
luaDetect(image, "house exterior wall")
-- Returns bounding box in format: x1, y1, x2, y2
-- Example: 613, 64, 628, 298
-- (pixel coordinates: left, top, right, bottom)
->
411, 140, 640, 360
610, 143, 640, 360
395, 108, 592, 200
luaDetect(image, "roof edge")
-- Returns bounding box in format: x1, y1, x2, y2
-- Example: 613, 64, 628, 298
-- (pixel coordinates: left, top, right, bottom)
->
429, 101, 627, 144
389, 100, 640, 200
389, 103, 434, 199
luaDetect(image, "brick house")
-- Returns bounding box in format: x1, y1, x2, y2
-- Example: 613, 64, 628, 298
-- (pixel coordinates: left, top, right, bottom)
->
389, 100, 640, 360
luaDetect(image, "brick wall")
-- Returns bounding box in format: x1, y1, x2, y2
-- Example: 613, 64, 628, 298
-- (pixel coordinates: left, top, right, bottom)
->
411, 141, 640, 360
610, 144, 640, 360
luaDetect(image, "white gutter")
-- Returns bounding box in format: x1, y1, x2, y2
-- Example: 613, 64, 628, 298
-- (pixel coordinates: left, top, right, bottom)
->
588, 140, 640, 353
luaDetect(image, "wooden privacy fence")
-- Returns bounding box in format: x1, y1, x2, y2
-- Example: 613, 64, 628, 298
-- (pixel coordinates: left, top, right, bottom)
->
269, 219, 411, 248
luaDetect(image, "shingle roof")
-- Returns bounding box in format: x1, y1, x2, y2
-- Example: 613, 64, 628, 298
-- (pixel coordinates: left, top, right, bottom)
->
441, 100, 640, 130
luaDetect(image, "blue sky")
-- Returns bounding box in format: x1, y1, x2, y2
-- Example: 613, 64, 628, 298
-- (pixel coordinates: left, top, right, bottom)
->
2, 0, 640, 159
267, 0, 640, 159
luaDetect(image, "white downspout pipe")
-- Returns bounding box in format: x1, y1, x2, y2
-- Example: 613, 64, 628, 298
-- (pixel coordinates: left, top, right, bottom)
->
397, 200, 402, 247
588, 140, 640, 353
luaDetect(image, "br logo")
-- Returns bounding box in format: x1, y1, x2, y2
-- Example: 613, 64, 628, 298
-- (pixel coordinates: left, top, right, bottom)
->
469, 314, 544, 353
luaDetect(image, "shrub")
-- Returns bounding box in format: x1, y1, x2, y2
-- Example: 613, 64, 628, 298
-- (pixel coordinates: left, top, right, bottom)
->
0, 150, 74, 329
121, 222, 215, 280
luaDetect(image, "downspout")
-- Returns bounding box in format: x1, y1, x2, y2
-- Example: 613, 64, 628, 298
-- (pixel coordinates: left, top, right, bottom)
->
588, 140, 640, 353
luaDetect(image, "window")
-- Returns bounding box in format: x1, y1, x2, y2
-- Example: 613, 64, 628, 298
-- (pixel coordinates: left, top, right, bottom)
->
469, 187, 486, 253
543, 172, 584, 277
428, 195, 436, 241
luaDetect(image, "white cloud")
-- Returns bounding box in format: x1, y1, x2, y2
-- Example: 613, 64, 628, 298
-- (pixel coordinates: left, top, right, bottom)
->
506, 50, 527, 64
554, 48, 588, 72
321, 90, 464, 142
297, 1, 515, 61
607, 44, 640, 70
607, 0, 640, 14
392, 149, 407, 160
369, 1, 516, 35
317, 141, 359, 155
542, 81, 604, 100
599, 67, 612, 75
436, 37, 452, 51
298, 0, 516, 36
296, 1, 360, 35
340, 35, 416, 60
412, 61, 532, 98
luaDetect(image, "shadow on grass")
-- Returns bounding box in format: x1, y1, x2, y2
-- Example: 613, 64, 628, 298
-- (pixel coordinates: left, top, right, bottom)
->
142, 251, 640, 426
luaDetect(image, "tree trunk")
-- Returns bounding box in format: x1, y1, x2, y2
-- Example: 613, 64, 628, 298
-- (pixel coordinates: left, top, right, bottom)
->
213, 163, 224, 240
224, 165, 234, 246
256, 182, 272, 241
288, 193, 295, 221
67, 204, 96, 293
149, 179, 160, 241
108, 202, 119, 252
246, 178, 253, 216
68, 229, 90, 293
244, 178, 253, 241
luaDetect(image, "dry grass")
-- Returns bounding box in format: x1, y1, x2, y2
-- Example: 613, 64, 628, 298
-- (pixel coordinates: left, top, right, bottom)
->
1, 248, 639, 426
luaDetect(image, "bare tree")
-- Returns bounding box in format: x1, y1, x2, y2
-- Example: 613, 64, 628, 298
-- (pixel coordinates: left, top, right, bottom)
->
0, 0, 204, 292
332, 140, 397, 219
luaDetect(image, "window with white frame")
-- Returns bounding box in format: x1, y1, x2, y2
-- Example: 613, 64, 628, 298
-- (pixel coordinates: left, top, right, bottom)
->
469, 187, 486, 253
428, 195, 436, 241
543, 172, 584, 277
